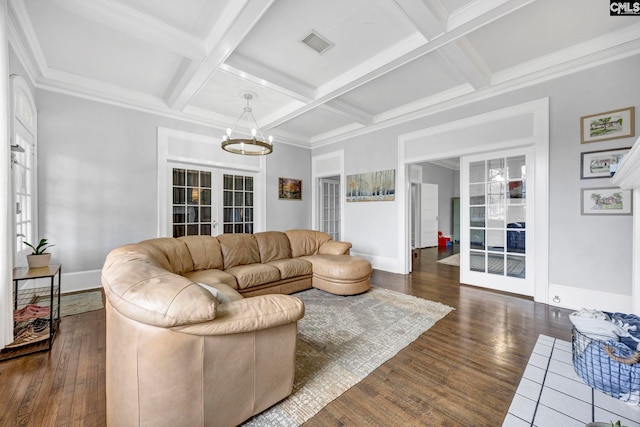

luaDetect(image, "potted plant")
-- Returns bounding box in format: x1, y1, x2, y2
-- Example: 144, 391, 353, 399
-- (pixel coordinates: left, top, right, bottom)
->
24, 238, 55, 268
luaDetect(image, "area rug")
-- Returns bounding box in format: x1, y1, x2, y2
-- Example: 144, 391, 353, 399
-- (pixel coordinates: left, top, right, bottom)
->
35, 289, 104, 317
503, 335, 640, 427
241, 287, 454, 426
437, 253, 460, 266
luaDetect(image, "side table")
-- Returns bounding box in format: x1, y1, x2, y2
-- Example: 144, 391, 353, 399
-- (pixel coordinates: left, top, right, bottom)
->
2, 264, 61, 360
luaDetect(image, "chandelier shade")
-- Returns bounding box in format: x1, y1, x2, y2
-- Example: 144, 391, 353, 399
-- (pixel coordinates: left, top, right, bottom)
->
221, 93, 273, 156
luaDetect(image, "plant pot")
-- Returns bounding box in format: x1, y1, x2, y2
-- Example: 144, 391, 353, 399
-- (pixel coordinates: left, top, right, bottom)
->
27, 253, 51, 268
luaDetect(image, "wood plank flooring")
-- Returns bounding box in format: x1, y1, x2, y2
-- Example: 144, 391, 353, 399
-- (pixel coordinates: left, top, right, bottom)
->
0, 246, 574, 426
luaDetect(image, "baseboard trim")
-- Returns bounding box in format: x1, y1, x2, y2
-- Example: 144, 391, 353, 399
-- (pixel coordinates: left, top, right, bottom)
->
351, 252, 402, 274
548, 283, 632, 313
62, 269, 102, 293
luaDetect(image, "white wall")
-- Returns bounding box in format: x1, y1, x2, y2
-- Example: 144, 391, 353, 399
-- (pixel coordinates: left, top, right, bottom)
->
266, 144, 311, 231
32, 90, 310, 291
313, 55, 640, 309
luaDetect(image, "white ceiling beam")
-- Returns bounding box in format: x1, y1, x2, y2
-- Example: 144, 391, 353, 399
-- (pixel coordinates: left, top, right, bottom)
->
165, 0, 275, 111
221, 53, 314, 102
49, 0, 206, 60
392, 0, 448, 40
448, 0, 534, 32
394, 0, 490, 90
224, 53, 373, 125
322, 100, 373, 125
438, 39, 491, 89
265, 0, 530, 130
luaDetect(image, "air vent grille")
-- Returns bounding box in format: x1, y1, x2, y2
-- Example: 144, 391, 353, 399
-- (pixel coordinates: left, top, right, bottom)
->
301, 31, 333, 55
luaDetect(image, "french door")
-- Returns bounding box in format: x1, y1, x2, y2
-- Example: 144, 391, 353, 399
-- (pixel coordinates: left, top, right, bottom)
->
169, 165, 257, 237
460, 147, 534, 296
319, 177, 340, 240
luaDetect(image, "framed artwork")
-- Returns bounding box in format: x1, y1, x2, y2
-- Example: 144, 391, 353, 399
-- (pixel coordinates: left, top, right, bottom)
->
581, 187, 632, 215
278, 177, 302, 200
346, 169, 395, 202
580, 147, 631, 179
580, 107, 635, 144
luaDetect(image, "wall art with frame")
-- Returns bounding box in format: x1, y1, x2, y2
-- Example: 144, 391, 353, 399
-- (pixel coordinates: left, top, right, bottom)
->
580, 106, 635, 144
346, 169, 395, 202
278, 177, 302, 200
580, 187, 632, 215
580, 147, 630, 179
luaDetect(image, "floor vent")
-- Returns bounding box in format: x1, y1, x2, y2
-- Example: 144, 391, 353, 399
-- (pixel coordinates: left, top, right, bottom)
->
301, 31, 333, 55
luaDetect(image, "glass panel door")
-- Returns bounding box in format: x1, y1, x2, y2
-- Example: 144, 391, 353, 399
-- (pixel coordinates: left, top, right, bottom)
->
319, 177, 340, 240
461, 148, 533, 296
171, 167, 217, 237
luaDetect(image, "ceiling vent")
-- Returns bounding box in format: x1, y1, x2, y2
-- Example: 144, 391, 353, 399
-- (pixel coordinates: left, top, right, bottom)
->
301, 30, 333, 55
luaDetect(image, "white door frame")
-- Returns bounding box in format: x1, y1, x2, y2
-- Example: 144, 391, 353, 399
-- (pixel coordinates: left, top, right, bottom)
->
397, 98, 549, 303
312, 150, 345, 238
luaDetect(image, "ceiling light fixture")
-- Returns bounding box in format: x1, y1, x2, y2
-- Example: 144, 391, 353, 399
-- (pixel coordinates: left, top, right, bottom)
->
221, 92, 273, 156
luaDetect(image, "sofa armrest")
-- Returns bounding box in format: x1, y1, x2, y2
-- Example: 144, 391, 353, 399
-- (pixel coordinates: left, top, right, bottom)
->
171, 294, 304, 336
318, 240, 352, 255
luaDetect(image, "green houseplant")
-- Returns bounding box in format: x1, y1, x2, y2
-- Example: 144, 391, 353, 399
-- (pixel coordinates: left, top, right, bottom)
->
24, 238, 54, 268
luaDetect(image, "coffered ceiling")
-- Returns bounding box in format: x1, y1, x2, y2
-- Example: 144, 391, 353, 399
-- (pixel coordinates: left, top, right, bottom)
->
7, 0, 640, 148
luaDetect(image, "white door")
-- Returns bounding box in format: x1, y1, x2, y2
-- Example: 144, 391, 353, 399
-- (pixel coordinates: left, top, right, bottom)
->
170, 166, 219, 237
460, 148, 534, 296
420, 183, 438, 247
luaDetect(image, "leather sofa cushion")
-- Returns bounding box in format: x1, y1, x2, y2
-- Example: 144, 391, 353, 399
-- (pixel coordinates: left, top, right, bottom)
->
179, 235, 223, 270
139, 237, 194, 275
302, 254, 372, 280
224, 264, 281, 289
217, 234, 260, 269
184, 269, 238, 289
285, 229, 331, 258
267, 258, 312, 280
318, 240, 352, 255
102, 248, 216, 327
254, 231, 291, 263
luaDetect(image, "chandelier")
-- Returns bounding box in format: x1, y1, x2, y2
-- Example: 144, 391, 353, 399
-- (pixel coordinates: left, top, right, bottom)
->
221, 93, 273, 155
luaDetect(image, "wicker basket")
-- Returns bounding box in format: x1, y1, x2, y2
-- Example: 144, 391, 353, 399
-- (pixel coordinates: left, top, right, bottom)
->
572, 327, 640, 403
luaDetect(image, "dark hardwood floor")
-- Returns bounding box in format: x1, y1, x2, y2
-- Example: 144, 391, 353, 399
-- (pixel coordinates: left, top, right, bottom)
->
0, 246, 574, 426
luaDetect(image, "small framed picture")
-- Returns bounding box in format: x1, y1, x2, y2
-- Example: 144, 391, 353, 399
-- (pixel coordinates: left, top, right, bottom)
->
581, 187, 632, 215
580, 147, 631, 179
278, 177, 302, 200
580, 107, 635, 144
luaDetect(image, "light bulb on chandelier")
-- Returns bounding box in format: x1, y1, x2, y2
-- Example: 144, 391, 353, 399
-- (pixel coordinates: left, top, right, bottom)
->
221, 93, 273, 156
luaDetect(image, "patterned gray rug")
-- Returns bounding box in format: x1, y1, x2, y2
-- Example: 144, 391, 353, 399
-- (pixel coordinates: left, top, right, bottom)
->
242, 287, 454, 426
36, 289, 104, 317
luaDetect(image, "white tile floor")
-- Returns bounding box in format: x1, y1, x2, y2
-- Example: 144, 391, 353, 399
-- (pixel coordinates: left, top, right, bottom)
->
503, 335, 640, 427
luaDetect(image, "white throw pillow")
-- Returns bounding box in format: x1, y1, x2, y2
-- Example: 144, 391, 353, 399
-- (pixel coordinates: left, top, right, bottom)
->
197, 283, 231, 304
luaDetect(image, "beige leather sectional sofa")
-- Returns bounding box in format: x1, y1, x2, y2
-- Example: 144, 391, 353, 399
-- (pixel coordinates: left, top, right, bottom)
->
101, 229, 371, 427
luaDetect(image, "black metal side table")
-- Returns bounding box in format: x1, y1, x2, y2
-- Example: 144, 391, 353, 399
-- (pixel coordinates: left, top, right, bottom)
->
2, 264, 62, 360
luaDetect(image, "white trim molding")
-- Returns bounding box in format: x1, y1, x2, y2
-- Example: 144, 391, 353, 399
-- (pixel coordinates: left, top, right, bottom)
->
548, 283, 633, 314
311, 150, 345, 238
397, 97, 549, 303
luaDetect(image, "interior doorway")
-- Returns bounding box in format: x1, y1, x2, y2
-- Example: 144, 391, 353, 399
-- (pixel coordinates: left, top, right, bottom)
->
318, 176, 341, 241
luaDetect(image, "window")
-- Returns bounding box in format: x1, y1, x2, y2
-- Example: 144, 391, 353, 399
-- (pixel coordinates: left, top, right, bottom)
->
11, 76, 37, 264
172, 168, 213, 237
223, 174, 253, 234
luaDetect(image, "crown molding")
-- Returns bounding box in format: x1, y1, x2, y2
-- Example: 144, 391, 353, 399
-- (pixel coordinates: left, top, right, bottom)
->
9, 0, 47, 77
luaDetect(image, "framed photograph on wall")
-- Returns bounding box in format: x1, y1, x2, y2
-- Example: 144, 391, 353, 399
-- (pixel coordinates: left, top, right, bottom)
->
580, 106, 635, 144
580, 187, 633, 215
580, 147, 631, 179
278, 177, 302, 200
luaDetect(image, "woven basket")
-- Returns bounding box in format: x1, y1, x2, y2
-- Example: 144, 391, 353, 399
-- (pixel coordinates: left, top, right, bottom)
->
572, 327, 640, 403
